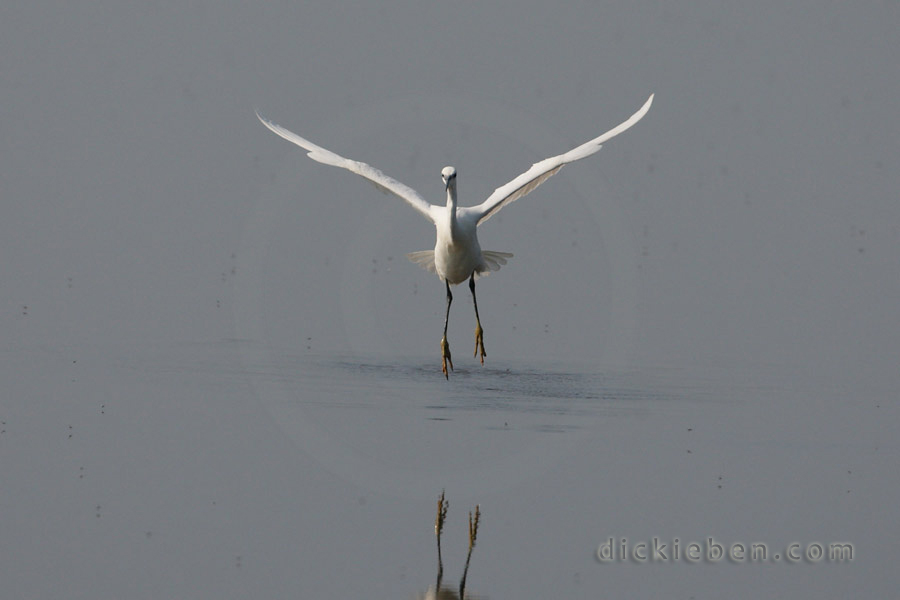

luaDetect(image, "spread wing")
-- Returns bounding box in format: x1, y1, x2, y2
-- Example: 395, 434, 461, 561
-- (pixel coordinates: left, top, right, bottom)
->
464, 94, 653, 225
256, 111, 436, 223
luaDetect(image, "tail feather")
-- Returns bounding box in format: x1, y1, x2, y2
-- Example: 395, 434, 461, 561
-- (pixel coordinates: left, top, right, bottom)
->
406, 250, 513, 279
481, 251, 513, 272
406, 250, 437, 274
475, 251, 513, 279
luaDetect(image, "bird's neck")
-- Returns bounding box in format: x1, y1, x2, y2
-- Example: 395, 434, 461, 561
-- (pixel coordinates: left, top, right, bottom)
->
446, 185, 458, 236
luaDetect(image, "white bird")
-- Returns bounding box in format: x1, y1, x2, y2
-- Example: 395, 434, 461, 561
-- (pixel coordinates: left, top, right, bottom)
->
256, 94, 653, 378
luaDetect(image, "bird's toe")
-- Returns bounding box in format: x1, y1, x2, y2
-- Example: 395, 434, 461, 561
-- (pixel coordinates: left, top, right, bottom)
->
441, 336, 453, 378
474, 325, 486, 364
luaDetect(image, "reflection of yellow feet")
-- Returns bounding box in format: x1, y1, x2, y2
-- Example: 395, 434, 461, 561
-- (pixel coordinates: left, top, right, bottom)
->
474, 324, 486, 364
468, 505, 481, 549
441, 336, 453, 379
435, 490, 448, 535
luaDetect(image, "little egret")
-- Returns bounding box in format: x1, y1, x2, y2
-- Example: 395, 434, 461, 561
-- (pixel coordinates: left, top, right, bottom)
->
256, 94, 653, 378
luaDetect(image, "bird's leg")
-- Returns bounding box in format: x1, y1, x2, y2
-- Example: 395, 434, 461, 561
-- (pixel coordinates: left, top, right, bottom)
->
469, 274, 486, 364
441, 280, 453, 378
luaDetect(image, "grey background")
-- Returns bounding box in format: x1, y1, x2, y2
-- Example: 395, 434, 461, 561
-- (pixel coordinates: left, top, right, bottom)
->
1, 1, 897, 598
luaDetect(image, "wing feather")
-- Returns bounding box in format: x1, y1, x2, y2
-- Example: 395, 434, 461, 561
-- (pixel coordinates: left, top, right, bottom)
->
467, 94, 653, 225
256, 111, 435, 223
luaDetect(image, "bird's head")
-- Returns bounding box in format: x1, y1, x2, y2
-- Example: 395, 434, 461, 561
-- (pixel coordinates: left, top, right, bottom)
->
441, 166, 457, 191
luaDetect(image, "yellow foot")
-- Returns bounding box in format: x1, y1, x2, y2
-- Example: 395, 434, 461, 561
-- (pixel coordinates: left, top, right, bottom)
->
441, 336, 454, 379
474, 324, 486, 365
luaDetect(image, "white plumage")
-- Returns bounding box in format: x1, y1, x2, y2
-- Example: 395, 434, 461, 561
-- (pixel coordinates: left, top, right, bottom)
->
256, 93, 653, 377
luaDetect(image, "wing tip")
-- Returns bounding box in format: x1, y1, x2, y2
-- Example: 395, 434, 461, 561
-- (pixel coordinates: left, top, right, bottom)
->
255, 109, 284, 135
636, 93, 655, 119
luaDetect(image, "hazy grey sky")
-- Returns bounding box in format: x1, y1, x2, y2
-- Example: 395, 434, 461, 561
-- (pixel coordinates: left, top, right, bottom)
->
2, 1, 897, 374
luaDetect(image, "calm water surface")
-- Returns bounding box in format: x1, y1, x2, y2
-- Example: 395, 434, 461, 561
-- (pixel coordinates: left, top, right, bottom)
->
228, 345, 894, 598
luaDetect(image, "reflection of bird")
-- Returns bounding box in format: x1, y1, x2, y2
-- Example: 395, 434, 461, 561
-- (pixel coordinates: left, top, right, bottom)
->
418, 491, 481, 600
256, 94, 653, 378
